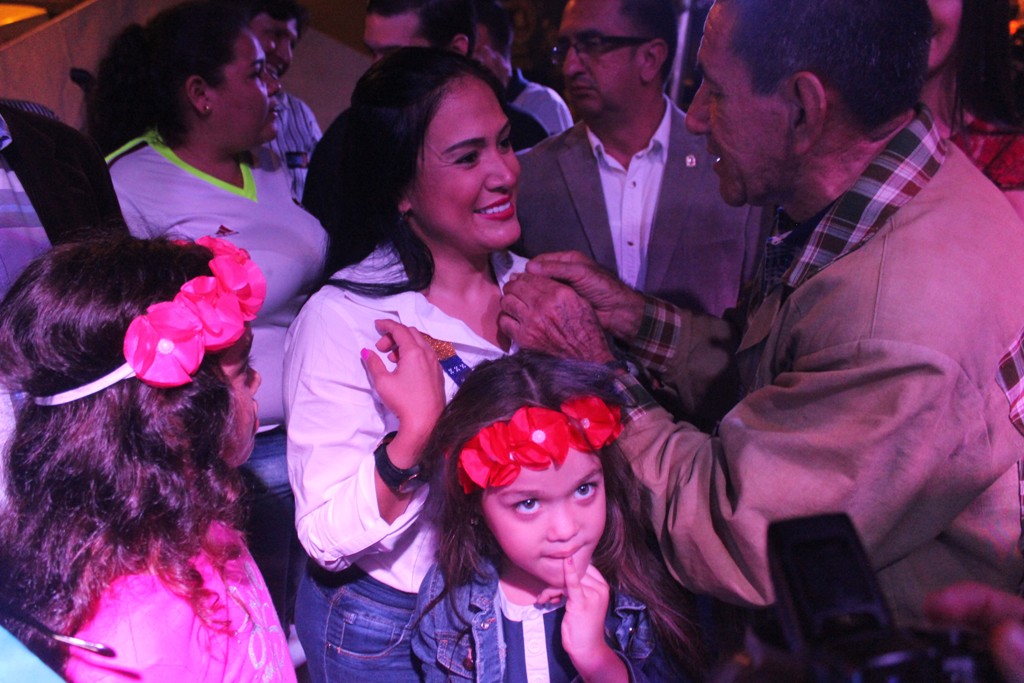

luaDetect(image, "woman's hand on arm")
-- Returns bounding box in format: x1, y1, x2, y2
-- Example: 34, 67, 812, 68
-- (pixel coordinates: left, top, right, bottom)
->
362, 319, 445, 521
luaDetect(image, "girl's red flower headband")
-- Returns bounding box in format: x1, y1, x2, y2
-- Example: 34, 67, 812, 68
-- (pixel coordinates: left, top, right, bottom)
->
456, 396, 623, 494
34, 236, 266, 406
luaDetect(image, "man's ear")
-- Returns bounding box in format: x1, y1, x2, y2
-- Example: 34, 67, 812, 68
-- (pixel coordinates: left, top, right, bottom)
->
786, 71, 827, 155
447, 33, 471, 56
638, 38, 669, 85
184, 74, 212, 115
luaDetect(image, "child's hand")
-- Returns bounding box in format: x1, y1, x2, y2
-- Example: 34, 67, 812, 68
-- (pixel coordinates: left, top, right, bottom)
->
561, 555, 609, 656
561, 556, 628, 683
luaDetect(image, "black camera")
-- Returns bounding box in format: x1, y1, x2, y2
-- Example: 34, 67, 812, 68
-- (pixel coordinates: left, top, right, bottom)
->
713, 513, 1002, 682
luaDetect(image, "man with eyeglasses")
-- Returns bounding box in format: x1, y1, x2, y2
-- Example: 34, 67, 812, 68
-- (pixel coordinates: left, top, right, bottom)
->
515, 0, 766, 323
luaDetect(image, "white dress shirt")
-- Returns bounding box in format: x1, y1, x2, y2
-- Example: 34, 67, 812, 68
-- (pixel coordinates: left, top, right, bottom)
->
586, 98, 672, 290
511, 79, 573, 137
284, 247, 525, 592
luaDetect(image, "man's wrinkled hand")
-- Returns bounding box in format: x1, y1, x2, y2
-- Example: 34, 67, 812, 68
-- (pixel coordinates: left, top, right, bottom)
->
499, 272, 616, 363
525, 251, 645, 342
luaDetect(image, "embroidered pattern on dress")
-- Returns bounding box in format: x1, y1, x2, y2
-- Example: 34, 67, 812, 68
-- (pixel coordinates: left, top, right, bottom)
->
226, 558, 289, 681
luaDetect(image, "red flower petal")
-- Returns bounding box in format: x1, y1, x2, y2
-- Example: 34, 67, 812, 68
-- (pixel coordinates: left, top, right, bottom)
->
508, 406, 569, 467
487, 461, 521, 488
208, 255, 267, 321
562, 396, 622, 451
457, 442, 491, 493
475, 421, 511, 465
123, 301, 205, 387
174, 276, 245, 351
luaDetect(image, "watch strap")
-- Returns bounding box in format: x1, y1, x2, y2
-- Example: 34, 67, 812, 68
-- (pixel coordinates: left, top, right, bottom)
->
373, 431, 423, 492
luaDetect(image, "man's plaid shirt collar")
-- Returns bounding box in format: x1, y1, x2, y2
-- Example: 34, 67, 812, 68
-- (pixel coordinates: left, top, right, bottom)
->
768, 106, 1024, 437
781, 104, 945, 291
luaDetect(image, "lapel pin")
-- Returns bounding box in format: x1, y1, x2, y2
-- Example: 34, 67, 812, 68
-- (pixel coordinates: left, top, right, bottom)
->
685, 154, 697, 168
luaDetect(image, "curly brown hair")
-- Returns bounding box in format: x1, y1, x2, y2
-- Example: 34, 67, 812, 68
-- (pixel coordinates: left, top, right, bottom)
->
0, 237, 249, 671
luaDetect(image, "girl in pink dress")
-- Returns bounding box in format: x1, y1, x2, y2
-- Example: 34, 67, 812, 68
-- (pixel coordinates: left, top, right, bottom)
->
0, 236, 294, 682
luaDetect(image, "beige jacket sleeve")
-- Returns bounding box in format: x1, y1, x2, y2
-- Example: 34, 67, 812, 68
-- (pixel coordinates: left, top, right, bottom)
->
618, 336, 1007, 608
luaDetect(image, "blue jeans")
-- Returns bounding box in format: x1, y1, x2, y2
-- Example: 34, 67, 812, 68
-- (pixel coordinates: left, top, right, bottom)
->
296, 565, 420, 683
240, 427, 305, 628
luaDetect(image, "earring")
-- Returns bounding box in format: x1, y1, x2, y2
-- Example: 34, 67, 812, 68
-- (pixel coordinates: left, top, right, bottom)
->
203, 105, 211, 115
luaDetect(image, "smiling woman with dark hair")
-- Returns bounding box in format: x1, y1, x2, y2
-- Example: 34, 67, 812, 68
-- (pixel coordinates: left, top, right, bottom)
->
284, 47, 525, 682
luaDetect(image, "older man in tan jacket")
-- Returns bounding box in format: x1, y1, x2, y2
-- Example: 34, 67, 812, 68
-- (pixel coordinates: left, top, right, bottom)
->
498, 0, 1024, 625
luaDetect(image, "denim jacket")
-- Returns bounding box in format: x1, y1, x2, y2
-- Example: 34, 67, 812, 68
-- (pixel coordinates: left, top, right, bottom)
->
412, 562, 686, 682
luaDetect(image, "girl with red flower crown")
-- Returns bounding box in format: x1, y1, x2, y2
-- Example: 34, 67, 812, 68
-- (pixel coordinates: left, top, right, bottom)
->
412, 352, 705, 682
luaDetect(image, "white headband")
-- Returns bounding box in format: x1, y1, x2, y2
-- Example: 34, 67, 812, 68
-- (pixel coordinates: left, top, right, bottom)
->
29, 236, 266, 408
33, 364, 136, 407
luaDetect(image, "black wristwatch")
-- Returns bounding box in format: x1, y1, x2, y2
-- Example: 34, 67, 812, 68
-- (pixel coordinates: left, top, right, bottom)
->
373, 431, 424, 493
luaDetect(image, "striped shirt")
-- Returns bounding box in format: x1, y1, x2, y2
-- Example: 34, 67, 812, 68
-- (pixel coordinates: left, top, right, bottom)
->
265, 91, 322, 202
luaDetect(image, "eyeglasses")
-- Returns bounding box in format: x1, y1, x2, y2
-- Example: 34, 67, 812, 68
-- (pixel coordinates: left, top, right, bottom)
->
551, 31, 654, 66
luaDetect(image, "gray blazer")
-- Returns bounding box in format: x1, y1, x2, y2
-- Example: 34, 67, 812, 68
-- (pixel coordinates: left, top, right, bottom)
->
516, 104, 767, 316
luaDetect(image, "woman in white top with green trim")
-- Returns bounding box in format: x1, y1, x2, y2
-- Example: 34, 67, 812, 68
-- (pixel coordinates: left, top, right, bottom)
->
89, 0, 327, 635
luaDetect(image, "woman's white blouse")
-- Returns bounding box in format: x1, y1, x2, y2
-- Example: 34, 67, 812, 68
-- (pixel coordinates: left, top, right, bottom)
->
284, 247, 525, 592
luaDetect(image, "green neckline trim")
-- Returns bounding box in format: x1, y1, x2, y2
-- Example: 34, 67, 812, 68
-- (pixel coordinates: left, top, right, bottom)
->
107, 130, 257, 200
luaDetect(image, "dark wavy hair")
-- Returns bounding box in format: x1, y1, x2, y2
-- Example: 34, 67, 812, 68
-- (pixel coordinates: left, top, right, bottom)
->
472, 0, 512, 59
367, 0, 476, 53
620, 0, 679, 83
227, 0, 310, 36
421, 352, 705, 677
0, 237, 248, 671
88, 0, 250, 153
326, 47, 506, 293
725, 0, 932, 132
951, 0, 1021, 129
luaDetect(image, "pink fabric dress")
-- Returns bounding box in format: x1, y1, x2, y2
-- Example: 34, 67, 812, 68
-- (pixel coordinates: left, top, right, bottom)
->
64, 537, 296, 683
